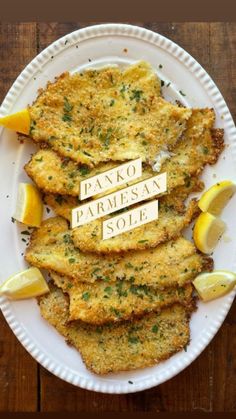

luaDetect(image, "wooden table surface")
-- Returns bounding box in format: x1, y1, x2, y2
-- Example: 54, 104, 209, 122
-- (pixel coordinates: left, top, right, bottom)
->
0, 22, 236, 413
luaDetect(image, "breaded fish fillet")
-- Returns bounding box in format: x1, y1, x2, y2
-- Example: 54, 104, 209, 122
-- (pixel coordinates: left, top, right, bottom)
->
28, 61, 192, 166
25, 149, 152, 198
71, 197, 199, 253
39, 284, 193, 374
44, 178, 202, 255
24, 110, 222, 198
50, 271, 194, 324
25, 217, 212, 287
43, 174, 203, 221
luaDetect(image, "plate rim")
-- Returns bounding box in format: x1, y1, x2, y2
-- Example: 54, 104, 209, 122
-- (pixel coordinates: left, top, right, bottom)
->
0, 23, 236, 394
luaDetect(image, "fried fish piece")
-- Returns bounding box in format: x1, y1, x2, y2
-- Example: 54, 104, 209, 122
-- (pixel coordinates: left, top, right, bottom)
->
71, 197, 199, 253
25, 217, 212, 287
43, 177, 202, 253
39, 284, 193, 374
25, 149, 153, 198
28, 61, 192, 166
50, 271, 194, 324
24, 110, 222, 198
43, 174, 203, 222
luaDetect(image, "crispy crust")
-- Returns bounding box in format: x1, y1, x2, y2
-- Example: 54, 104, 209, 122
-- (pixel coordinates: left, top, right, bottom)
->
210, 128, 225, 164
23, 112, 223, 199
50, 271, 195, 324
71, 198, 200, 254
25, 217, 211, 288
38, 284, 194, 374
28, 62, 192, 167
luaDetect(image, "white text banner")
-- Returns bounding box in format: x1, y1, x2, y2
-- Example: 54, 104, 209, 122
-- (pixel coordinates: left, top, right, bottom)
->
79, 158, 142, 200
102, 200, 159, 240
71, 172, 166, 228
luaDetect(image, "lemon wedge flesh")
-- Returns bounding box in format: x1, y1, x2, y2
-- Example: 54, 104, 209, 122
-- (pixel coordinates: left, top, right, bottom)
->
198, 180, 236, 216
193, 212, 226, 254
0, 109, 30, 135
14, 183, 43, 227
193, 271, 236, 301
0, 267, 49, 300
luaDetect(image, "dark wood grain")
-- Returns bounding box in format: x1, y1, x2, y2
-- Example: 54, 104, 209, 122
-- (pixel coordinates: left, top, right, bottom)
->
0, 22, 236, 412
0, 23, 38, 412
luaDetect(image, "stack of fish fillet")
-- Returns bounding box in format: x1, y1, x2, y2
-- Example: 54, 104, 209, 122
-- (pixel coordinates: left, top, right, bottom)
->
23, 61, 224, 374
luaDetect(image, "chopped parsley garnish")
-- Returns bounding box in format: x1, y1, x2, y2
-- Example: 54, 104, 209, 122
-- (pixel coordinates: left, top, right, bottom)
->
138, 239, 149, 243
116, 282, 128, 297
68, 258, 76, 263
104, 128, 113, 148
63, 234, 72, 244
82, 292, 90, 301
104, 286, 112, 295
83, 151, 92, 157
92, 267, 101, 276
64, 97, 73, 113
21, 230, 30, 235
125, 262, 134, 269
62, 97, 73, 122
99, 128, 113, 149
202, 146, 209, 155
78, 165, 90, 176
130, 89, 143, 102
110, 307, 121, 317
179, 90, 186, 96
62, 114, 72, 122
110, 99, 115, 106
120, 84, 126, 97
161, 80, 165, 87
151, 324, 159, 333
29, 120, 36, 135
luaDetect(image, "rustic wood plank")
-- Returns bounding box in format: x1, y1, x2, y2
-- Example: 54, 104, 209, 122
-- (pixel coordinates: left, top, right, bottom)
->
37, 22, 81, 51
209, 22, 236, 121
145, 22, 211, 72
0, 310, 38, 411
0, 23, 38, 412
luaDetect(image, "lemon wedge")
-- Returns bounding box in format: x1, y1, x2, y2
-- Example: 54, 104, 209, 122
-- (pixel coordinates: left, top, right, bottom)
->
13, 183, 43, 227
193, 271, 236, 301
198, 180, 236, 215
193, 212, 226, 254
0, 267, 49, 300
0, 109, 30, 135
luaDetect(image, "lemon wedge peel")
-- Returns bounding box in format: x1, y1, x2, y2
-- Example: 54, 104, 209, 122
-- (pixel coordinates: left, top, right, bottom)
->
198, 180, 236, 216
0, 267, 49, 300
0, 108, 30, 135
13, 183, 43, 227
193, 271, 236, 301
193, 212, 226, 254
